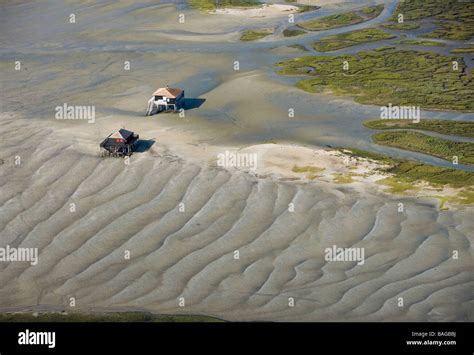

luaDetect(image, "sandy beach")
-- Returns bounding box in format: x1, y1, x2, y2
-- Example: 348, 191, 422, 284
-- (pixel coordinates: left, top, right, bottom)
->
0, 0, 473, 322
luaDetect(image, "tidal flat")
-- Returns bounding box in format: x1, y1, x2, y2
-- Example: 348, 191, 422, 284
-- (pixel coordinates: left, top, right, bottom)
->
0, 0, 473, 323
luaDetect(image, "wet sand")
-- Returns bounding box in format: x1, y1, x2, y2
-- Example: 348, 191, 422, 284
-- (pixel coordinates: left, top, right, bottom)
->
0, 0, 473, 321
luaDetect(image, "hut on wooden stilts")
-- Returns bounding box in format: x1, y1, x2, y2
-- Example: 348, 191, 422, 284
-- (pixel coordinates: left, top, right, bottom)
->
100, 128, 139, 157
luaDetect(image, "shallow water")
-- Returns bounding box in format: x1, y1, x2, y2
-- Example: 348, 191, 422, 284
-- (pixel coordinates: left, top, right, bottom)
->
1, 0, 473, 171
0, 0, 473, 321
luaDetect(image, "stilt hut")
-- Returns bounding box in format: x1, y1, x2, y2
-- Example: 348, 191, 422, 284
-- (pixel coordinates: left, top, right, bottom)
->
100, 128, 139, 157
146, 86, 185, 116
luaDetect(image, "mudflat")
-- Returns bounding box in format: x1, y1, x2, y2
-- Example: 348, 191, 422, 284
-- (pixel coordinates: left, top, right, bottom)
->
0, 0, 473, 322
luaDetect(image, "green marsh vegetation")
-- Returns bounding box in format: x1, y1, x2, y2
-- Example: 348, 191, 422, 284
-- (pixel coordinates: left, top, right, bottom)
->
372, 131, 474, 165
364, 119, 474, 138
391, 0, 453, 20
312, 28, 396, 52
391, 0, 474, 40
397, 39, 445, 46
373, 46, 396, 51
362, 119, 474, 200
432, 191, 474, 209
283, 28, 307, 37
451, 47, 474, 54
292, 165, 325, 180
188, 0, 261, 10
296, 5, 320, 13
426, 21, 474, 41
287, 44, 308, 51
340, 148, 474, 189
366, 118, 474, 164
381, 22, 420, 30
240, 28, 273, 41
297, 4, 383, 31
292, 165, 325, 174
275, 49, 474, 111
375, 177, 419, 194
332, 173, 361, 184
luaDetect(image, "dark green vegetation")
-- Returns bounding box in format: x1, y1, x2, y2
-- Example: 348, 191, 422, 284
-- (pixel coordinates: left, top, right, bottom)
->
364, 119, 474, 138
0, 312, 223, 322
297, 4, 383, 31
391, 0, 453, 19
391, 0, 474, 40
240, 28, 272, 41
373, 46, 396, 51
381, 22, 420, 30
292, 165, 325, 180
339, 147, 389, 162
287, 44, 308, 51
275, 49, 474, 111
341, 148, 474, 188
397, 39, 445, 46
372, 131, 474, 165
296, 5, 320, 13
362, 119, 474, 198
283, 28, 307, 37
426, 22, 474, 41
292, 165, 325, 173
188, 0, 261, 10
312, 28, 396, 52
451, 47, 474, 54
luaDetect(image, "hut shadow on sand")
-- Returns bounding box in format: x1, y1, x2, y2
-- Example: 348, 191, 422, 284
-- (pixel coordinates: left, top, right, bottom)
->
184, 98, 206, 110
134, 139, 155, 153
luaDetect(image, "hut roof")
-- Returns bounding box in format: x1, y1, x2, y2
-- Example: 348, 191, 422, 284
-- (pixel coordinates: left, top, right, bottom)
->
110, 128, 134, 141
152, 87, 183, 98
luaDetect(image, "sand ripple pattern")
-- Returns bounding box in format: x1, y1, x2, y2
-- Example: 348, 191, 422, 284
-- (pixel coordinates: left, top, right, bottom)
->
0, 119, 473, 321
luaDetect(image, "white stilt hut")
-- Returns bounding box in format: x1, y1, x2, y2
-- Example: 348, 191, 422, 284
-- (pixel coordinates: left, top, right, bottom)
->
146, 86, 185, 116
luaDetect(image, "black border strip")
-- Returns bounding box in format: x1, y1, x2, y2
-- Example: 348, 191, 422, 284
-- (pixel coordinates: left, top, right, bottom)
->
0, 322, 472, 354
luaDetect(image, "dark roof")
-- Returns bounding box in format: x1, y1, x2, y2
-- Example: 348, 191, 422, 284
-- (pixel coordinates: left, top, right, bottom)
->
119, 129, 133, 140
100, 129, 139, 148
110, 129, 134, 140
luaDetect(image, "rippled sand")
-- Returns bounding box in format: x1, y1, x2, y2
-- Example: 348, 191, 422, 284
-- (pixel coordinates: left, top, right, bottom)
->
0, 0, 473, 321
0, 115, 472, 321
